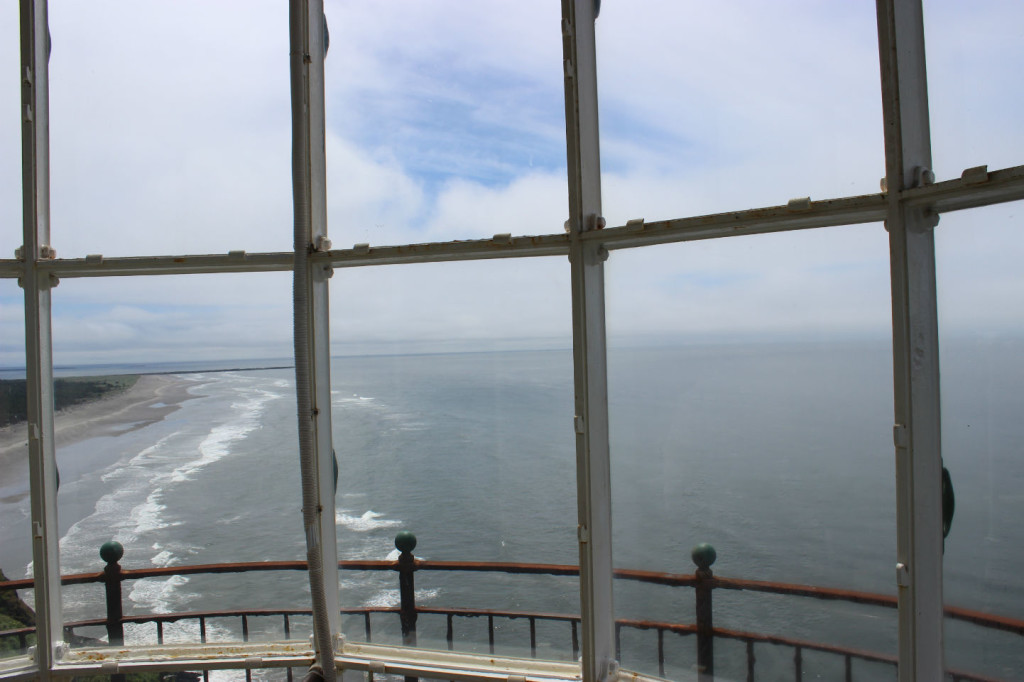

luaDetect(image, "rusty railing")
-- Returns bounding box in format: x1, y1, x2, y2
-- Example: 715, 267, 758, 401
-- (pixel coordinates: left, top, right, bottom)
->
1, 533, 1021, 682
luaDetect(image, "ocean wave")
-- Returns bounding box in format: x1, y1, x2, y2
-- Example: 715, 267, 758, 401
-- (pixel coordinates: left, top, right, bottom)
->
170, 388, 281, 483
123, 618, 234, 647
129, 489, 177, 536
100, 431, 182, 482
364, 587, 440, 609
336, 510, 402, 532
333, 393, 376, 406
129, 574, 193, 614
150, 550, 177, 567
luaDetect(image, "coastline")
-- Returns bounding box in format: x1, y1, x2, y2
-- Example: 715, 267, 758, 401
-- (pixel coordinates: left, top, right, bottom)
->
0, 374, 197, 493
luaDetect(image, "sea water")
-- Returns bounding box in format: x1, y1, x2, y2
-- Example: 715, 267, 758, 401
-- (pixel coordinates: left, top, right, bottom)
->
0, 339, 1021, 681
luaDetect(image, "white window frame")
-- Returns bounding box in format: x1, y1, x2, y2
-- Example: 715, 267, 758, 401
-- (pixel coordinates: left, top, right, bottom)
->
6, 0, 1024, 679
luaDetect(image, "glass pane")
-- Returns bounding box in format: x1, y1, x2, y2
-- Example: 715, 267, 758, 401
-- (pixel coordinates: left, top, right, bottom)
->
48, 2, 292, 258
330, 258, 579, 661
936, 203, 1024, 680
606, 226, 898, 680
323, 1, 568, 246
1, 1, 19, 261
926, 2, 1024, 178
0, 281, 34, 660
50, 273, 310, 649
596, 1, 884, 227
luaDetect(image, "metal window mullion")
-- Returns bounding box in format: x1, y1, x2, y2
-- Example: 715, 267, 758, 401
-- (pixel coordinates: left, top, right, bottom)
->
20, 0, 63, 678
876, 1, 945, 680
561, 2, 615, 681
289, 0, 340, 657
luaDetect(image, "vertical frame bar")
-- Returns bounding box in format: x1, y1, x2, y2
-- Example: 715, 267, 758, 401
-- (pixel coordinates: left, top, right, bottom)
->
560, 1, 615, 681
289, 0, 340, 667
876, 1, 945, 679
19, 1, 62, 678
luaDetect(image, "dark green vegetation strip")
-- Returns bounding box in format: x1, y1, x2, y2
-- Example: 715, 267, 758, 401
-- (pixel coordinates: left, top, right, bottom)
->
0, 375, 140, 428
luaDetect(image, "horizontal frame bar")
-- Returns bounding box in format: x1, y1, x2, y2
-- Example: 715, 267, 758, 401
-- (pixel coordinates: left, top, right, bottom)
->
0, 163, 1020, 281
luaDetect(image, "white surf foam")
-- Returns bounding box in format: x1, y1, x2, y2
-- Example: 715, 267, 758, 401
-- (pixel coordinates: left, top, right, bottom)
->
364, 587, 440, 609
171, 386, 281, 483
336, 510, 402, 532
129, 574, 193, 614
150, 550, 176, 567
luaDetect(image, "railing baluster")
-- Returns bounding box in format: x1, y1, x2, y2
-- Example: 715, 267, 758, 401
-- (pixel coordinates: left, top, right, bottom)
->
571, 620, 579, 661
242, 614, 249, 642
488, 614, 495, 654
529, 617, 537, 658
284, 613, 291, 639
657, 628, 665, 678
200, 616, 207, 644
287, 667, 293, 682
845, 654, 852, 682
746, 640, 755, 682
364, 612, 372, 642
157, 620, 164, 644
245, 669, 252, 682
447, 614, 454, 650
614, 622, 621, 662
794, 645, 802, 681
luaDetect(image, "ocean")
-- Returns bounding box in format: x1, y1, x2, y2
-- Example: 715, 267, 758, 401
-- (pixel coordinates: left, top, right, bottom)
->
0, 339, 1021, 681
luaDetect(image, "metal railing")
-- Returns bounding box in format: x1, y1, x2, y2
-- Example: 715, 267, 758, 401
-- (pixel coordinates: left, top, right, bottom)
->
1, 533, 1021, 681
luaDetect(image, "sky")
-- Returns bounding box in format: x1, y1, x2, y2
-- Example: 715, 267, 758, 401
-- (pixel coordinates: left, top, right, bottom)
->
1, 0, 1022, 366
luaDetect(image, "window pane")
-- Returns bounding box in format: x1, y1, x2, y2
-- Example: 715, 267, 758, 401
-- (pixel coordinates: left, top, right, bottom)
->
606, 226, 898, 680
323, 1, 568, 246
3, 9, 35, 663
596, 0, 884, 228
50, 274, 310, 649
330, 258, 578, 660
1, 2, 19, 260
926, 2, 1024, 178
0, 281, 33, 660
48, 2, 292, 258
936, 203, 1024, 680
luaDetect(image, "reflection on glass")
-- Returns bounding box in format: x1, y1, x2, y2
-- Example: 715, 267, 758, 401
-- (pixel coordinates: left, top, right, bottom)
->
49, 274, 308, 648
936, 204, 1024, 680
330, 259, 578, 659
596, 0, 883, 227
606, 227, 897, 680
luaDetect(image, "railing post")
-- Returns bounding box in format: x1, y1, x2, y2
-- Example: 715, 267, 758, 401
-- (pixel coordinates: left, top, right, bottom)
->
692, 543, 716, 681
101, 541, 126, 682
395, 531, 418, 682
100, 541, 124, 646
395, 531, 418, 646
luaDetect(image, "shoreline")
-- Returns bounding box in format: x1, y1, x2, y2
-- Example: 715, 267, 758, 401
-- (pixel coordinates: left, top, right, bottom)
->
0, 374, 198, 493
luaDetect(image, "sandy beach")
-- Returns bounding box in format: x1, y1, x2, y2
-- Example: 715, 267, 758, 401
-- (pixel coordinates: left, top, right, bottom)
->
0, 374, 198, 493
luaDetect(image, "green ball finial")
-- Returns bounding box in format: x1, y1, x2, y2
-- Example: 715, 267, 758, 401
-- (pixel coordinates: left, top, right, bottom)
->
100, 540, 124, 564
394, 531, 417, 554
691, 543, 716, 571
